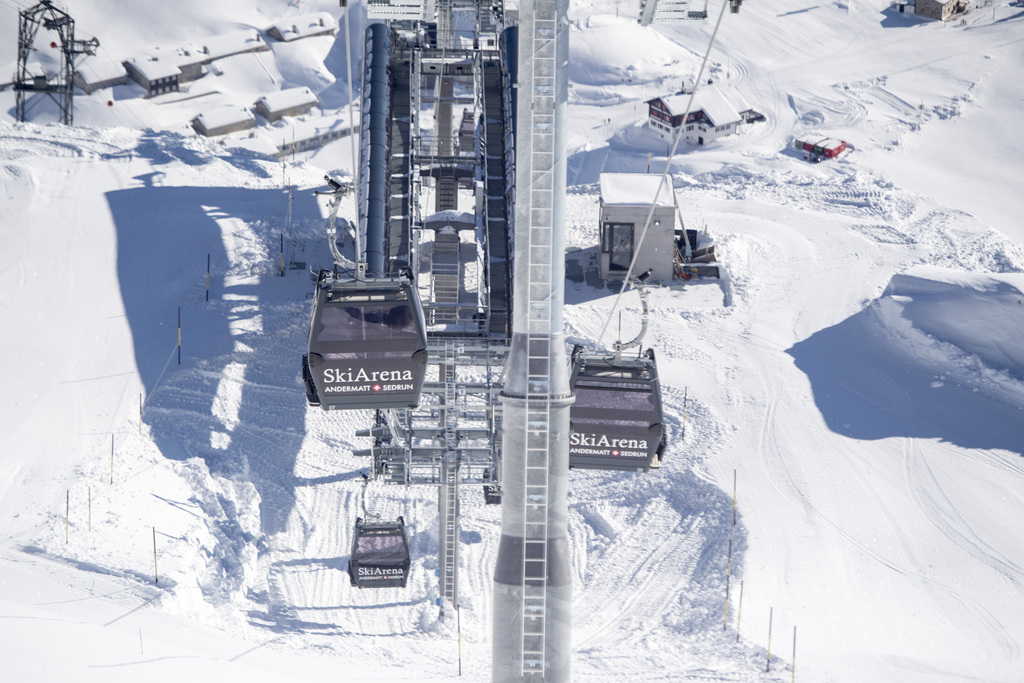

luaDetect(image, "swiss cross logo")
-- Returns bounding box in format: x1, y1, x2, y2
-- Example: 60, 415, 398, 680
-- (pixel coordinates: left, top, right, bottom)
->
612, 449, 620, 456
373, 384, 382, 392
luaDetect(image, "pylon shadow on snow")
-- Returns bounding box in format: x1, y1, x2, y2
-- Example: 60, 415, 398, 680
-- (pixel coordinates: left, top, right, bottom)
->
107, 183, 323, 538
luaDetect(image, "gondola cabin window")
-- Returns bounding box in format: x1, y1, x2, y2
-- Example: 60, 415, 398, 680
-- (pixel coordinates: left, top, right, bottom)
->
318, 303, 419, 347
355, 532, 408, 564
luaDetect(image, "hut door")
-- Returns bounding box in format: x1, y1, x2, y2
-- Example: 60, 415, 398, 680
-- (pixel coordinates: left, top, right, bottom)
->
606, 223, 634, 272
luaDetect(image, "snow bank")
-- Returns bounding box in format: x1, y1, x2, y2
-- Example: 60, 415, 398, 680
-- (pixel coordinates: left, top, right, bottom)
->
882, 266, 1024, 380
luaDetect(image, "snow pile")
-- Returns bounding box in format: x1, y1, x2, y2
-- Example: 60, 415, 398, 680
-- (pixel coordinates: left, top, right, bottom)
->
880, 266, 1024, 383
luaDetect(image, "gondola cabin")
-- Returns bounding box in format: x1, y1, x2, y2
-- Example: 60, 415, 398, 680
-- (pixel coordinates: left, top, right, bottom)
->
348, 517, 411, 588
569, 346, 665, 472
303, 270, 428, 410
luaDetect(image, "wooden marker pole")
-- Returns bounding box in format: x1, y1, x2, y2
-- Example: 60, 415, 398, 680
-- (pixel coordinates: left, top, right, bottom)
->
205, 254, 211, 302
139, 393, 143, 435
792, 626, 797, 682
177, 307, 181, 365
766, 607, 774, 672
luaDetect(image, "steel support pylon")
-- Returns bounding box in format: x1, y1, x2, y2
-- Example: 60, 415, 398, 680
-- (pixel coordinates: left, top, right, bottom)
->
492, 0, 572, 679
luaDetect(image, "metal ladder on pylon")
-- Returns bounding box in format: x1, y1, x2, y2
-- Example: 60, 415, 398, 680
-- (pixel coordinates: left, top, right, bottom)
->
521, 0, 558, 675
437, 341, 460, 615
521, 391, 551, 678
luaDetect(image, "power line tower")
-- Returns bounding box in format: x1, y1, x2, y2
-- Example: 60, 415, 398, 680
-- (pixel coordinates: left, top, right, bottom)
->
15, 0, 99, 126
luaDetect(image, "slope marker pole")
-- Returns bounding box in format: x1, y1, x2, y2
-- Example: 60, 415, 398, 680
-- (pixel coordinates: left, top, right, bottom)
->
792, 625, 797, 682
766, 606, 773, 672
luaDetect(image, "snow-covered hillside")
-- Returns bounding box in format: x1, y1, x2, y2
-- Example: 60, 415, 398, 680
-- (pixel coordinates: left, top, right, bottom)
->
2, 0, 1023, 681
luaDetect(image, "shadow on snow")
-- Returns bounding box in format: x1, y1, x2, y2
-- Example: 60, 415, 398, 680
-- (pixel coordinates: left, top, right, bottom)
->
788, 306, 1024, 456
107, 181, 323, 537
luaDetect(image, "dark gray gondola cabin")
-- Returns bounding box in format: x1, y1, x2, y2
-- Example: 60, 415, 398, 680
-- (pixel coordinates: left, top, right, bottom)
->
348, 518, 411, 588
569, 347, 665, 472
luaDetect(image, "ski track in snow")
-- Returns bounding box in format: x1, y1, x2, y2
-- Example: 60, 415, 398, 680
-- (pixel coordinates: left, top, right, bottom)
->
10, 116, 1024, 680
4, 0, 1024, 680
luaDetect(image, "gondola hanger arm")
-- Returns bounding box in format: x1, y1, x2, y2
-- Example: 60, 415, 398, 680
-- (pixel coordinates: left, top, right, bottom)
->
613, 271, 652, 363
317, 175, 365, 278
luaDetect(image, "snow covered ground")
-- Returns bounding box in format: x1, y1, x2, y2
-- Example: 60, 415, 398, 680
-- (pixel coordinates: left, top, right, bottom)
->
1, 0, 1023, 680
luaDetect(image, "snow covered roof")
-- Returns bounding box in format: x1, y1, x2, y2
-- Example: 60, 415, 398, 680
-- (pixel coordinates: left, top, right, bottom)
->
274, 113, 356, 139
256, 87, 319, 114
201, 30, 267, 61
423, 210, 476, 231
660, 84, 744, 126
599, 173, 675, 207
169, 46, 208, 69
267, 12, 337, 41
76, 59, 126, 85
124, 56, 181, 81
193, 105, 256, 131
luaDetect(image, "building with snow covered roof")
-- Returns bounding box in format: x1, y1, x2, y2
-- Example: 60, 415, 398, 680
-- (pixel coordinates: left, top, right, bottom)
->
123, 56, 181, 97
255, 87, 319, 122
645, 83, 757, 145
915, 0, 965, 20
598, 173, 676, 282
271, 115, 357, 156
168, 47, 208, 83
191, 106, 256, 137
365, 0, 436, 21
200, 30, 269, 62
266, 13, 337, 42
73, 59, 127, 94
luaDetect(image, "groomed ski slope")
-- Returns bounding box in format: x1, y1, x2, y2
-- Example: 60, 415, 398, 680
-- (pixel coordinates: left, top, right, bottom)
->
1, 0, 1023, 681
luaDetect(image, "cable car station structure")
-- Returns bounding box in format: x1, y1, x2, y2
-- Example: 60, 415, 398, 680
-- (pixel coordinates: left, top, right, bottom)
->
299, 0, 711, 677
304, 3, 518, 613
14, 0, 99, 126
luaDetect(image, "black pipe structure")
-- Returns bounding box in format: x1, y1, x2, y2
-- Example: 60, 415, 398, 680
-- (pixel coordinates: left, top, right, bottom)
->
359, 23, 394, 277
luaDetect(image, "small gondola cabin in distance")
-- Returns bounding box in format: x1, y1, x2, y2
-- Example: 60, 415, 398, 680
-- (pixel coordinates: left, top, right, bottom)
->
348, 517, 411, 589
